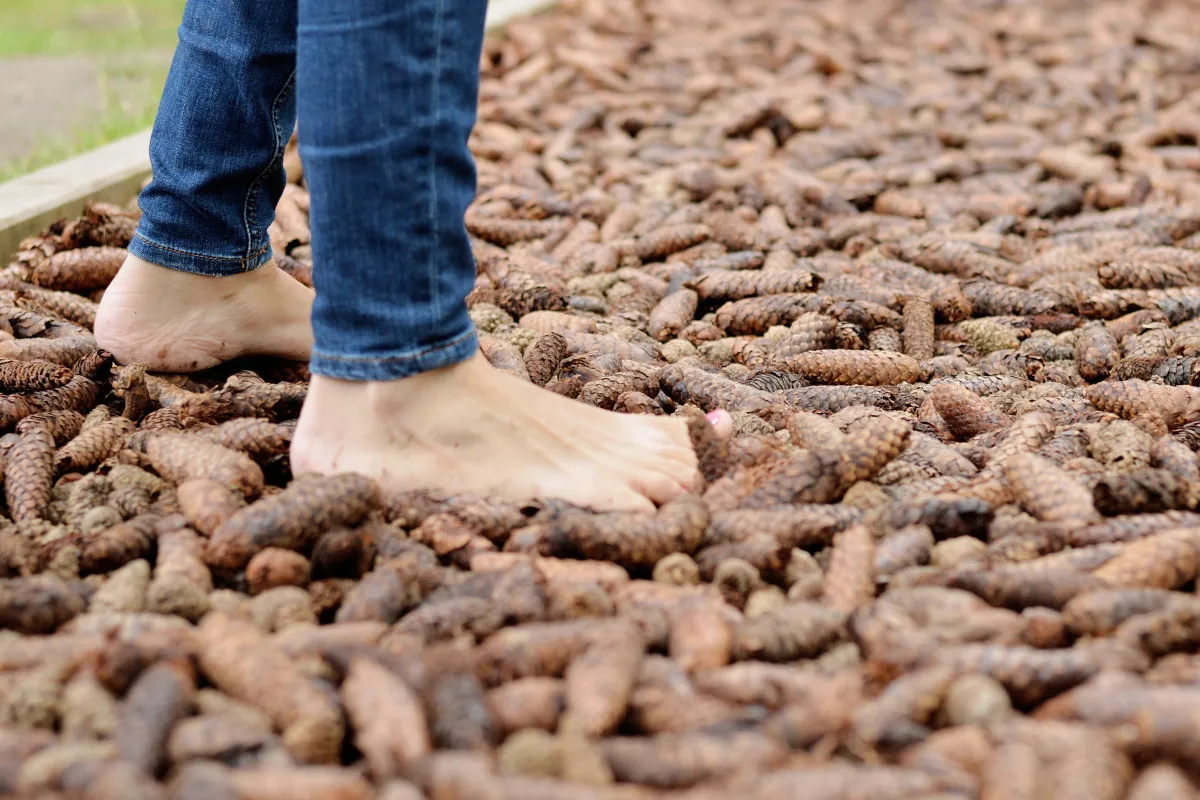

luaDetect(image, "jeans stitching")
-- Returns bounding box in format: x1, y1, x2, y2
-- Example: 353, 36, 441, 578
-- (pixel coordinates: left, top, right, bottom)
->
311, 327, 476, 363
134, 231, 271, 264
428, 0, 445, 327
296, 6, 413, 33
242, 68, 297, 268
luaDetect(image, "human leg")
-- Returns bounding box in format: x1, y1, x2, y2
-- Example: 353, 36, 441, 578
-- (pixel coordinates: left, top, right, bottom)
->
289, 0, 705, 510
95, 0, 313, 371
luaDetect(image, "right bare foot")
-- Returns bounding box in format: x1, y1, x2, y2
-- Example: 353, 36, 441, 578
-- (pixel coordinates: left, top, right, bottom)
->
291, 352, 723, 512
95, 254, 314, 372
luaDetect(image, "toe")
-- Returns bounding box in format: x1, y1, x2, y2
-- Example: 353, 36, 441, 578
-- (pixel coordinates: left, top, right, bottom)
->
585, 486, 657, 513
653, 417, 694, 449
647, 449, 701, 489
659, 445, 699, 466
706, 409, 734, 441
630, 470, 687, 506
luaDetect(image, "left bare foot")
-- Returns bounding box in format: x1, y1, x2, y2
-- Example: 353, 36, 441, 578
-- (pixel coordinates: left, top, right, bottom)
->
95, 253, 314, 372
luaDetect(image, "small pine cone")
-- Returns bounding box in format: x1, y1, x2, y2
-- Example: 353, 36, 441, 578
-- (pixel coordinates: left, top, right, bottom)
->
850, 665, 957, 747
467, 216, 572, 247
715, 294, 831, 336
0, 574, 87, 633
628, 225, 712, 263
868, 327, 903, 353
495, 270, 568, 319
741, 450, 842, 508
480, 336, 531, 381
680, 320, 725, 346
209, 372, 306, 420
579, 366, 660, 410
613, 391, 663, 415
948, 566, 1106, 611
523, 333, 568, 387
4, 425, 56, 521
193, 418, 293, 459
823, 525, 875, 612
785, 350, 920, 386
957, 319, 1020, 355
545, 495, 708, 568
1092, 529, 1200, 590
1004, 453, 1100, 524
275, 252, 313, 287
0, 359, 73, 392
0, 336, 99, 368
691, 269, 820, 303
874, 526, 935, 579
835, 416, 912, 488
962, 279, 1057, 316
731, 601, 846, 662
930, 383, 1010, 441
783, 384, 898, 413
246, 548, 313, 594
1075, 323, 1121, 383
206, 473, 380, 570
63, 473, 111, 529
931, 283, 972, 323
1061, 588, 1178, 637
140, 433, 264, 497
786, 312, 839, 353
29, 247, 126, 292
1085, 381, 1200, 429
1098, 260, 1191, 291
18, 410, 84, 445
72, 349, 114, 383
10, 284, 99, 328
1152, 435, 1200, 483
647, 290, 699, 343
1092, 469, 1195, 516
682, 406, 734, 485
662, 360, 765, 405
79, 512, 159, 574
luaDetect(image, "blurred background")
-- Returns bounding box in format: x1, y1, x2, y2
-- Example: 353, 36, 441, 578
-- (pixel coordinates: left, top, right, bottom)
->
0, 0, 185, 181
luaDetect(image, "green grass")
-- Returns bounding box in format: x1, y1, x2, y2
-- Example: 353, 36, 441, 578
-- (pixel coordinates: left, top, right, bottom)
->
0, 0, 185, 180
0, 0, 183, 57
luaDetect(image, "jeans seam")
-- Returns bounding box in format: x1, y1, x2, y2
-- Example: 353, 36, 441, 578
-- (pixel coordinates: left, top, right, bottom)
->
133, 231, 271, 263
297, 6, 413, 33
428, 0, 445, 328
243, 68, 297, 267
311, 327, 476, 363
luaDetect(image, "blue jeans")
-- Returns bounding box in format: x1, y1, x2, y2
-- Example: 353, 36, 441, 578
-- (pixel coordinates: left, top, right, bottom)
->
131, 0, 487, 380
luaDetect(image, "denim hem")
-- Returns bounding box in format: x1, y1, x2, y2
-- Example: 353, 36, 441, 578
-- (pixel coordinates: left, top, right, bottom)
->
309, 326, 479, 381
128, 231, 274, 277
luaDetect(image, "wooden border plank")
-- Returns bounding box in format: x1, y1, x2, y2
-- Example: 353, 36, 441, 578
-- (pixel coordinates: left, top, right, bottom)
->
0, 131, 152, 261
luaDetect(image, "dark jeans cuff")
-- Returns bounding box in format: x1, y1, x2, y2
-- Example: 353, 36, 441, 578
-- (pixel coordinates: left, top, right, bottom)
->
309, 326, 479, 381
128, 230, 275, 277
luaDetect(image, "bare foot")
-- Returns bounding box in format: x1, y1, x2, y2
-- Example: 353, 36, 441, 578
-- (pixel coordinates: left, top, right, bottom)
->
95, 254, 314, 371
291, 352, 722, 512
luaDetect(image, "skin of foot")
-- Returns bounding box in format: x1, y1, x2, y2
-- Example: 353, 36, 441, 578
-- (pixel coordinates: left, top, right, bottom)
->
94, 254, 314, 372
291, 352, 721, 512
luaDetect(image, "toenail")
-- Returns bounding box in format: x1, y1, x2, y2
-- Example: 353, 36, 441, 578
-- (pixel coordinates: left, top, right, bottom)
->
705, 410, 723, 425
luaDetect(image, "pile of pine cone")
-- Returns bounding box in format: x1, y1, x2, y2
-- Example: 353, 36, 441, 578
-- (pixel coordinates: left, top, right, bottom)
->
3, 0, 1200, 797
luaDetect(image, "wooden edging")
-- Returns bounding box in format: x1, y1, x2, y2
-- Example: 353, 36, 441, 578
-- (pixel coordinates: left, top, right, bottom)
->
0, 0, 559, 261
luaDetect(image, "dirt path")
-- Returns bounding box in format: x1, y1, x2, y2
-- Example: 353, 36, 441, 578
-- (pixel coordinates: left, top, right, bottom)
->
0, 55, 104, 164
0, 51, 171, 171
